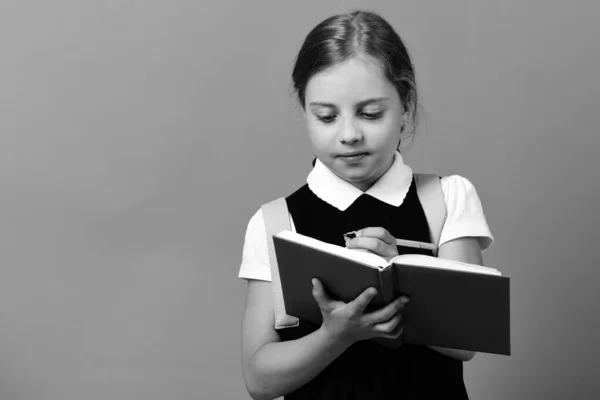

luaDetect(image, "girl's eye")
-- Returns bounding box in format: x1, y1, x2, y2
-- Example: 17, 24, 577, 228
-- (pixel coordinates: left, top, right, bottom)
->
316, 115, 337, 123
361, 111, 384, 120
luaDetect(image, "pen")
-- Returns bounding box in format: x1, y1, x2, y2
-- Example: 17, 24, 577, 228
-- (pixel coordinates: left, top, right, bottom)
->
344, 231, 436, 252
395, 238, 436, 252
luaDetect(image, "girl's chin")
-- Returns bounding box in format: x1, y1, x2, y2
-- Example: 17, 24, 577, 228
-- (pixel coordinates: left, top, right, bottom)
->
334, 168, 375, 184
326, 158, 377, 182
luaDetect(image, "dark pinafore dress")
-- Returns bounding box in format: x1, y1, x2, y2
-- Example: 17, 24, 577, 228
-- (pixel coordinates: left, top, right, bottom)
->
277, 177, 469, 400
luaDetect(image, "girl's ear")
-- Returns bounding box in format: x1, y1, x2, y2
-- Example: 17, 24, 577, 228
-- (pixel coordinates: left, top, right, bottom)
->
400, 107, 414, 134
398, 112, 407, 150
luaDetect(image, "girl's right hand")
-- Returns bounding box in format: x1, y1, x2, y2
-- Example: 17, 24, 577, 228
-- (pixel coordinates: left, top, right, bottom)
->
311, 278, 409, 345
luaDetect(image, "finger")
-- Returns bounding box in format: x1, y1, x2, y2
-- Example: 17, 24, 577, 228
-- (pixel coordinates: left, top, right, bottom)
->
372, 313, 403, 336
355, 227, 396, 245
347, 237, 394, 257
363, 296, 409, 325
311, 278, 334, 312
380, 319, 405, 339
347, 286, 378, 316
347, 248, 374, 254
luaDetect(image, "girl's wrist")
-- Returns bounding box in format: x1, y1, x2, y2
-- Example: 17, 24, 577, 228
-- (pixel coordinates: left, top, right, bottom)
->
316, 324, 355, 351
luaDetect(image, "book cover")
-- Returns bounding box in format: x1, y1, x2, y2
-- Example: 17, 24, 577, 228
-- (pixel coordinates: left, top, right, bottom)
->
272, 231, 511, 355
394, 264, 511, 355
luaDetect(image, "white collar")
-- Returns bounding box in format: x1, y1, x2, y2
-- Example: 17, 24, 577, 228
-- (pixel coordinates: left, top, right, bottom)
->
306, 151, 413, 211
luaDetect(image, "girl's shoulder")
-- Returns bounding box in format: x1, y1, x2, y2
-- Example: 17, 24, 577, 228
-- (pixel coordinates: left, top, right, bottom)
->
436, 174, 494, 251
239, 199, 298, 281
244, 200, 296, 248
440, 174, 479, 193
438, 174, 474, 183
438, 174, 484, 204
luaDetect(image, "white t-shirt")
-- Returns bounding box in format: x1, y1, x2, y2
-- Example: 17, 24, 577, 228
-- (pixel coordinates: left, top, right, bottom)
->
238, 152, 494, 281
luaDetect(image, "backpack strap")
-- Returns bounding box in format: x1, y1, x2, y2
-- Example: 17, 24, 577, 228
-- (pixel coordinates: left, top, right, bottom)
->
261, 197, 300, 329
414, 173, 447, 257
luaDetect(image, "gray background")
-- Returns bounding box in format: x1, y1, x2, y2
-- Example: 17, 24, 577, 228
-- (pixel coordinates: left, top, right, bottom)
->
1, 1, 598, 399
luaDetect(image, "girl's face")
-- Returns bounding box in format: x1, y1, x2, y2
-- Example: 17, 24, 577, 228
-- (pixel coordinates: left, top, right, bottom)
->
304, 55, 406, 192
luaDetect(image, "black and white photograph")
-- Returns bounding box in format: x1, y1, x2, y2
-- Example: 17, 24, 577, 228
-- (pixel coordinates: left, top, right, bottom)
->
0, 1, 598, 399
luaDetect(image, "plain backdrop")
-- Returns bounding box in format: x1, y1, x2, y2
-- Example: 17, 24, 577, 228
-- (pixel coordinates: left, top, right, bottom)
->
0, 1, 599, 399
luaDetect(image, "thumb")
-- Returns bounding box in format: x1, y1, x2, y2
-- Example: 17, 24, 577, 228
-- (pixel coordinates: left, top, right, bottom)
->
311, 278, 333, 312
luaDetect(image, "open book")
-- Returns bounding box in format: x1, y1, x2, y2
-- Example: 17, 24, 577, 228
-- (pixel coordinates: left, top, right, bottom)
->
277, 230, 501, 276
273, 230, 511, 356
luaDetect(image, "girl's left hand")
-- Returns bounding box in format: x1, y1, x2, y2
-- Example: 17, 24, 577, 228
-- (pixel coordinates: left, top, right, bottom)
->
345, 227, 399, 261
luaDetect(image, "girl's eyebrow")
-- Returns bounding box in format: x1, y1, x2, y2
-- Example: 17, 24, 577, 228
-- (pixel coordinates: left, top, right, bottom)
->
308, 97, 389, 109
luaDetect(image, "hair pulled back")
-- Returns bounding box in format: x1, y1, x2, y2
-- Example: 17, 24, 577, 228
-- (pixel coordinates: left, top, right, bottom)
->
292, 10, 419, 135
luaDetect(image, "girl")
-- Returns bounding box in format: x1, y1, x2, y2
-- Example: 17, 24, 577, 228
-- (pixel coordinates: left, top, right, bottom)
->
238, 10, 493, 400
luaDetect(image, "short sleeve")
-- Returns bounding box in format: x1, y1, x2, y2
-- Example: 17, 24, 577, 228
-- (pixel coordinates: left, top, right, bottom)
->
237, 209, 297, 281
439, 175, 494, 252
238, 209, 272, 281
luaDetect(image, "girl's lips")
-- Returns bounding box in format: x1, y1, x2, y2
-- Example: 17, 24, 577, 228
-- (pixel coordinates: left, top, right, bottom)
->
338, 151, 368, 157
338, 152, 368, 163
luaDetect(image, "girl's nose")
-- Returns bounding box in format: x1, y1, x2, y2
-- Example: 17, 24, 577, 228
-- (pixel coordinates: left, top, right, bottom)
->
339, 118, 363, 144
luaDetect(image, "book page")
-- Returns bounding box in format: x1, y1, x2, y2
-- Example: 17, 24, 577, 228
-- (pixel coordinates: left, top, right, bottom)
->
391, 254, 501, 276
275, 230, 389, 269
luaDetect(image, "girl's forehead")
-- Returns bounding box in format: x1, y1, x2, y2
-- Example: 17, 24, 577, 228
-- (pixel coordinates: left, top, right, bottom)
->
305, 56, 396, 105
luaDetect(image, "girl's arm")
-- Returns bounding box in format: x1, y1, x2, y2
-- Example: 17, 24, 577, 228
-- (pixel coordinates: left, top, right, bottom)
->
242, 279, 407, 400
429, 236, 485, 362
241, 280, 351, 400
